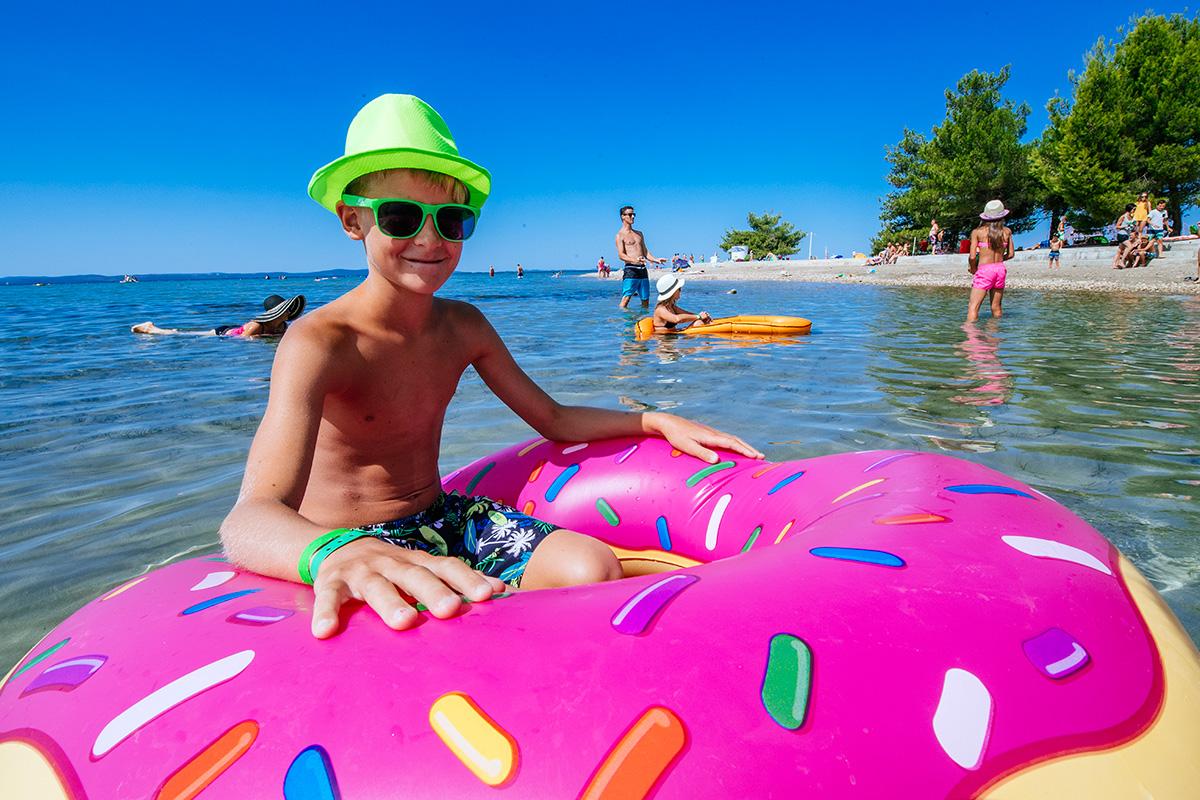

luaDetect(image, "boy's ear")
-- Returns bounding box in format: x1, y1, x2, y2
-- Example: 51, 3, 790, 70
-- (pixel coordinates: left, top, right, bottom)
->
336, 202, 367, 241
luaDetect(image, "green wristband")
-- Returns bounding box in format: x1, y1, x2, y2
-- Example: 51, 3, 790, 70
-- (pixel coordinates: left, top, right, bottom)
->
298, 528, 361, 585
307, 530, 374, 585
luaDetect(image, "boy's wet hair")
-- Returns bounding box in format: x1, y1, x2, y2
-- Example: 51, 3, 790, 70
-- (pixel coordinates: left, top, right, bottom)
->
345, 168, 469, 204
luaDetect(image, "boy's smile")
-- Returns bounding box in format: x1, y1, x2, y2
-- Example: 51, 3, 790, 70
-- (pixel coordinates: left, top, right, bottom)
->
340, 170, 465, 294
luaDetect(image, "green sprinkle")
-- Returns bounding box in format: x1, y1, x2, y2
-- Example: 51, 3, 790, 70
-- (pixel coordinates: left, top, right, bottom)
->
742, 526, 762, 552
686, 461, 736, 487
761, 634, 813, 730
13, 638, 70, 680
596, 498, 620, 526
414, 593, 513, 613
464, 462, 495, 494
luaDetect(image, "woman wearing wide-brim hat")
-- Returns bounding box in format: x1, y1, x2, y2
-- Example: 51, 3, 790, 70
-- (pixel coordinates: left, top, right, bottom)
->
651, 274, 712, 332
132, 294, 306, 338
966, 200, 1015, 322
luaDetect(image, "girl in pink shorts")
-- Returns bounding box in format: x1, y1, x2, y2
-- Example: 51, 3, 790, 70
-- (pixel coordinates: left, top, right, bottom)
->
967, 200, 1015, 321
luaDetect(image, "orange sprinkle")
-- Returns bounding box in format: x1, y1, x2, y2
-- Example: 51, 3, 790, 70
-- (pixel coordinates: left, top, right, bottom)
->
873, 513, 949, 525
528, 459, 546, 482
580, 707, 688, 800
523, 500, 536, 516
156, 721, 258, 800
752, 463, 783, 479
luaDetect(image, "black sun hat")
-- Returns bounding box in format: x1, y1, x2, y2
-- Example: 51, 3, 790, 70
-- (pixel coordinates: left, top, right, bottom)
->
253, 295, 306, 324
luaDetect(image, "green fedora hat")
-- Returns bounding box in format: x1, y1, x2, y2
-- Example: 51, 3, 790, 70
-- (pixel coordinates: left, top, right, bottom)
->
307, 94, 492, 213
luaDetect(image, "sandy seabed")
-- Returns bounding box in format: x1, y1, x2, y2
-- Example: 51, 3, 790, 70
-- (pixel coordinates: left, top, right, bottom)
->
589, 240, 1200, 295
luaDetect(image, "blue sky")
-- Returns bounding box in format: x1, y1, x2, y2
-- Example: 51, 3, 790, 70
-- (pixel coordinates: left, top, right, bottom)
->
1, 1, 1190, 277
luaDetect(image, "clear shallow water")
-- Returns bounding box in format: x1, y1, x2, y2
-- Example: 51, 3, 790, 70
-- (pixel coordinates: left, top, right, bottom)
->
2, 273, 1198, 671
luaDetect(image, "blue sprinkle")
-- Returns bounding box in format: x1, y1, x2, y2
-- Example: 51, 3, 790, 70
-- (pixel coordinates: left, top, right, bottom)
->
810, 547, 905, 568
180, 589, 262, 616
656, 516, 672, 550
945, 484, 1035, 498
284, 745, 339, 800
767, 471, 806, 495
545, 463, 580, 502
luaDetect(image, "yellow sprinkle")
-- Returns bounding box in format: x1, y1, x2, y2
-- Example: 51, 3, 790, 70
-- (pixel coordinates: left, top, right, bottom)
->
831, 479, 885, 504
517, 438, 549, 457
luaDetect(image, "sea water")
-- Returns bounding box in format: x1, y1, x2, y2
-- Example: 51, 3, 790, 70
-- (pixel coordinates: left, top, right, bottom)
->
2, 272, 1198, 671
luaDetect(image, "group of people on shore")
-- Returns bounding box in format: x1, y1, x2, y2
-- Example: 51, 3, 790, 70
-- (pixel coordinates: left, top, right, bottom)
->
867, 241, 910, 266
1111, 194, 1172, 269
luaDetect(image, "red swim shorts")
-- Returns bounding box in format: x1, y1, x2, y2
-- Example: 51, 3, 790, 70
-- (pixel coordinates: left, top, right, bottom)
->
972, 262, 1007, 290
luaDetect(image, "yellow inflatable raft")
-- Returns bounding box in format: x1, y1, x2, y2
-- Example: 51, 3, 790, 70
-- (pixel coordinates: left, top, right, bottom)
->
636, 315, 811, 339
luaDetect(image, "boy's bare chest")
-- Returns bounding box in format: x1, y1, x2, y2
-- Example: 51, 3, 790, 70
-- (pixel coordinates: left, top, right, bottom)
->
330, 337, 471, 433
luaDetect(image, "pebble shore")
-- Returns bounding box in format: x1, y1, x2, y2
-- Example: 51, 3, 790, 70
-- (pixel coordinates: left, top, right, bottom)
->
591, 240, 1200, 294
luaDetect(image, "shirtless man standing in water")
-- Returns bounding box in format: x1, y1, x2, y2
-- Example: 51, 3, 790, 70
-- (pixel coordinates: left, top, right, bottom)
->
615, 205, 666, 309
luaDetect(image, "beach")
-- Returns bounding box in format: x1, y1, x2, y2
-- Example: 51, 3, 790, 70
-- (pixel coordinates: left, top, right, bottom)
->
596, 240, 1200, 294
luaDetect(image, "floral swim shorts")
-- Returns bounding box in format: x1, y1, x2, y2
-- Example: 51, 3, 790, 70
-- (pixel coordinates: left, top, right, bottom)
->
357, 491, 557, 587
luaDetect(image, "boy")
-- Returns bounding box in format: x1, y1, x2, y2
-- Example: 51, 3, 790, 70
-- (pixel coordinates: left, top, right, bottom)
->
219, 95, 762, 639
1048, 233, 1061, 268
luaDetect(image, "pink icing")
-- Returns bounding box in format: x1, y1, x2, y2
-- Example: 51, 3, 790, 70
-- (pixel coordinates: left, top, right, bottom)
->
0, 438, 1168, 798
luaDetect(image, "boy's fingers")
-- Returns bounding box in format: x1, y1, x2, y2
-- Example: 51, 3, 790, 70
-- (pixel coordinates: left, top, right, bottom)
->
312, 580, 351, 639
379, 562, 466, 621
356, 571, 423, 629
422, 557, 500, 604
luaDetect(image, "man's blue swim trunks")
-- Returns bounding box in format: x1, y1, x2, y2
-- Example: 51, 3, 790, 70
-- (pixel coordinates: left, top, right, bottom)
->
622, 277, 650, 300
356, 491, 557, 587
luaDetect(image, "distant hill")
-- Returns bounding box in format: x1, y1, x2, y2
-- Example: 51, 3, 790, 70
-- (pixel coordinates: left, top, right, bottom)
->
2, 269, 369, 286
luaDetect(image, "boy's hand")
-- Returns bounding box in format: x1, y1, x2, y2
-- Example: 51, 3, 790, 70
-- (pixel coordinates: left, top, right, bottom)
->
310, 537, 507, 638
645, 412, 764, 465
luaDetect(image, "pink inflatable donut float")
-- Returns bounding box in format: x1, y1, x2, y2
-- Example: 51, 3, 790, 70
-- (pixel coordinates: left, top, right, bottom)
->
2, 436, 1199, 799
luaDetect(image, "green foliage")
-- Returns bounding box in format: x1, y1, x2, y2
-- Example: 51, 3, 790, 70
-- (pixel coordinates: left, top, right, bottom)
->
720, 211, 806, 257
1034, 13, 1200, 228
877, 67, 1037, 248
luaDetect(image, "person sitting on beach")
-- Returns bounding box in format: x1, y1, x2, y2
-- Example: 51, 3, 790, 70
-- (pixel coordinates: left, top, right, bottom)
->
1048, 233, 1062, 268
967, 200, 1015, 321
219, 95, 763, 640
865, 244, 891, 266
1115, 229, 1148, 269
650, 274, 712, 332
131, 294, 306, 337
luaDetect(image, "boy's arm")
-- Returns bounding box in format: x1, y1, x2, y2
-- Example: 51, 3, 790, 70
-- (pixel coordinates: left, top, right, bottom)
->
468, 310, 761, 463
219, 326, 345, 579
221, 324, 502, 638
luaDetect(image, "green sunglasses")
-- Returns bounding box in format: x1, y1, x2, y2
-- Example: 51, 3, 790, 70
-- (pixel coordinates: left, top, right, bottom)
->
341, 194, 479, 241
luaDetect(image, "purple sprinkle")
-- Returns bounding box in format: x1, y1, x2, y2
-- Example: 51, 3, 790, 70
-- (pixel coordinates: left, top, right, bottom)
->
863, 452, 920, 472
229, 606, 297, 626
611, 574, 699, 635
615, 444, 639, 464
22, 655, 107, 696
1023, 628, 1090, 679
